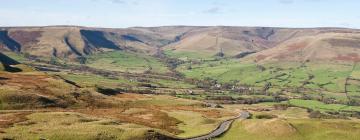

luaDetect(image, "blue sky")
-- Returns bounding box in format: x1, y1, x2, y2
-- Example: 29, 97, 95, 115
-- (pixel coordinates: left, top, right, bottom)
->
1, 0, 359, 28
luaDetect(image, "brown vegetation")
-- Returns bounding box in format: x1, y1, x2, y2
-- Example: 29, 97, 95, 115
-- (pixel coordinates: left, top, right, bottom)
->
286, 41, 308, 51
256, 55, 268, 61
9, 31, 42, 46
335, 53, 360, 62
0, 112, 30, 134
77, 108, 183, 134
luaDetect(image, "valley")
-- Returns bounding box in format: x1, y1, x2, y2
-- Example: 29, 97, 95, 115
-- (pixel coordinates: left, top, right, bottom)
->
0, 26, 360, 140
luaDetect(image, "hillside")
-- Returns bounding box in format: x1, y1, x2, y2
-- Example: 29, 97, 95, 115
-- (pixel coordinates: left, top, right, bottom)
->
249, 31, 360, 63
0, 26, 195, 60
0, 26, 359, 61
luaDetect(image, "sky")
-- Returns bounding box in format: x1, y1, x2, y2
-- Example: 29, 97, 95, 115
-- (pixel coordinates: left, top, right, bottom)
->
1, 0, 360, 28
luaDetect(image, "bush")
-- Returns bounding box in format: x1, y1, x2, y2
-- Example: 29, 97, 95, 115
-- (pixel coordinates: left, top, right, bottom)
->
95, 86, 123, 96
309, 110, 348, 119
255, 114, 277, 119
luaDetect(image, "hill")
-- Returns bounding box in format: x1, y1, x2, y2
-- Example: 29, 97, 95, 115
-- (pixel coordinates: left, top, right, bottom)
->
0, 26, 358, 61
249, 31, 360, 63
0, 26, 195, 60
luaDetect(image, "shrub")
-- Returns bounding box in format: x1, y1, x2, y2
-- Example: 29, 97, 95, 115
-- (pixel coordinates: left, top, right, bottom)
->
255, 114, 277, 119
95, 86, 123, 96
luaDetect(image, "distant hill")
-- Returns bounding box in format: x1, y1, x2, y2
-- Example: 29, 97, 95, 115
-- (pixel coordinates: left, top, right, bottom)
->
0, 26, 359, 62
248, 31, 360, 63
0, 26, 195, 60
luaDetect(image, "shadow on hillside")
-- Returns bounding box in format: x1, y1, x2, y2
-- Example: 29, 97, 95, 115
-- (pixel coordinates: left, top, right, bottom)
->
80, 30, 120, 50
0, 31, 21, 52
2, 64, 22, 72
0, 52, 22, 72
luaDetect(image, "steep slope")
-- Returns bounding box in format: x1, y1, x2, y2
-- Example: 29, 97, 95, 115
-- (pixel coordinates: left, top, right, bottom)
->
164, 26, 277, 58
1, 26, 360, 62
1, 26, 193, 60
249, 31, 360, 63
164, 27, 360, 59
2, 27, 124, 60
0, 31, 21, 52
163, 27, 320, 58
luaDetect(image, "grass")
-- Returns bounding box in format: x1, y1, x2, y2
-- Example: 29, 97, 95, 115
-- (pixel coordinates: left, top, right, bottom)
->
56, 71, 196, 90
0, 64, 4, 71
179, 60, 352, 90
258, 107, 309, 119
86, 51, 170, 74
58, 73, 134, 88
288, 99, 360, 112
164, 49, 214, 60
167, 110, 220, 138
0, 71, 79, 109
153, 78, 196, 89
177, 59, 358, 102
216, 118, 360, 140
351, 64, 360, 78
2, 51, 27, 62
220, 102, 360, 140
0, 93, 227, 139
131, 95, 201, 106
0, 112, 152, 140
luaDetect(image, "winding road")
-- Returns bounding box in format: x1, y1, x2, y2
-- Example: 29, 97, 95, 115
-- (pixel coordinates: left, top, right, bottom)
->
184, 111, 250, 140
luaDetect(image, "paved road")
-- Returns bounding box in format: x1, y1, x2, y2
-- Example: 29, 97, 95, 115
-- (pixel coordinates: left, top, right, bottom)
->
185, 111, 250, 140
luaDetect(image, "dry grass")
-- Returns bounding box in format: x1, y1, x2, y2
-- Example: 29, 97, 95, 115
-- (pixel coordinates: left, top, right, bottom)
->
0, 112, 153, 140
217, 118, 360, 140
0, 112, 29, 133
77, 108, 183, 134
71, 94, 235, 135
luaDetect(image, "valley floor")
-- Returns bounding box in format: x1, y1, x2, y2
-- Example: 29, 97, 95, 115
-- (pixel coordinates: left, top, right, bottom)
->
1, 50, 360, 140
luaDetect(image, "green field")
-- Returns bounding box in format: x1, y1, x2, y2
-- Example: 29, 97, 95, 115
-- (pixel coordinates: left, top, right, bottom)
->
176, 59, 359, 102
164, 49, 215, 60
288, 99, 360, 112
178, 60, 353, 91
167, 110, 222, 138
86, 51, 170, 74
58, 73, 134, 88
